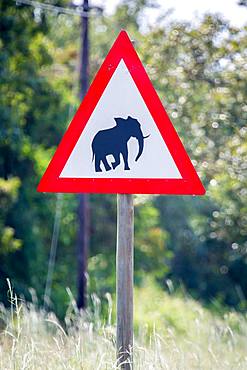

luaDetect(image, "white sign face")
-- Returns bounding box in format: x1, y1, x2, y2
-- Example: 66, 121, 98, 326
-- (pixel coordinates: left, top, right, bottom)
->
60, 60, 181, 179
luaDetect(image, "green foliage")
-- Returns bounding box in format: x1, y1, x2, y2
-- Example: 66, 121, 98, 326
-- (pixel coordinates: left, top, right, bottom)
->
0, 177, 22, 255
0, 0, 75, 310
134, 199, 170, 281
138, 16, 247, 308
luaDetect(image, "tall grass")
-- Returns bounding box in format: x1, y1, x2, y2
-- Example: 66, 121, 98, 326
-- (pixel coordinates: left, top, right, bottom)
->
0, 280, 246, 369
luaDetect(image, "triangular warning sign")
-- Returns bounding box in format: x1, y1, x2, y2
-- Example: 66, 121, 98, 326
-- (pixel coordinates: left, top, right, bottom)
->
37, 30, 205, 195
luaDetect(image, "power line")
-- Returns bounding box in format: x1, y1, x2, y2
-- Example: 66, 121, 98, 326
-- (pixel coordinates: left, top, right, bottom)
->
15, 0, 103, 17
44, 193, 63, 309
42, 42, 81, 310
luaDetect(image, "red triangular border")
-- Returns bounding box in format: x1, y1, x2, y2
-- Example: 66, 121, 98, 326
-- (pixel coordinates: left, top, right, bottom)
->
37, 30, 205, 195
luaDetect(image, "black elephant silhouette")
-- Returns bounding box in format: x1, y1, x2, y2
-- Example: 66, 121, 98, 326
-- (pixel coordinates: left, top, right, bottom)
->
91, 116, 149, 173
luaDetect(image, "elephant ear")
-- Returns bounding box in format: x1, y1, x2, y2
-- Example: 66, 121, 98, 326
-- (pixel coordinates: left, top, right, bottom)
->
114, 117, 125, 126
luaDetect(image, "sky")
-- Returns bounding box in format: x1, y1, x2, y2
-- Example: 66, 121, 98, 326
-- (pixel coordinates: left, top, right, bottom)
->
91, 0, 247, 27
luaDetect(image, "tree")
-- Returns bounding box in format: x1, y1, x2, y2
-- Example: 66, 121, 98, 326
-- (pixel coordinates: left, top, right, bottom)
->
140, 15, 247, 307
0, 1, 76, 313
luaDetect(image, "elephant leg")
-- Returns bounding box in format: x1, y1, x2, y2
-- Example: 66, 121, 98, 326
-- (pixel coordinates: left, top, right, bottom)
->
95, 155, 102, 172
102, 156, 111, 171
112, 153, 120, 170
122, 147, 130, 170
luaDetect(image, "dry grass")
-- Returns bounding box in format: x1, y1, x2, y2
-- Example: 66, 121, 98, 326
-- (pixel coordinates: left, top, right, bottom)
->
0, 281, 246, 369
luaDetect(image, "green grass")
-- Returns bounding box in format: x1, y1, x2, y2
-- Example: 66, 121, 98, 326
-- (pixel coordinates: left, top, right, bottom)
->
0, 280, 246, 369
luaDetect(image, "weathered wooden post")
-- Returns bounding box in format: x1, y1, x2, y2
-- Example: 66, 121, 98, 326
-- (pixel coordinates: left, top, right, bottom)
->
116, 194, 134, 369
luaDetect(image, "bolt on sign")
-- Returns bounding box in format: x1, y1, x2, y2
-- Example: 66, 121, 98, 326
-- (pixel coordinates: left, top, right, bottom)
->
37, 30, 205, 195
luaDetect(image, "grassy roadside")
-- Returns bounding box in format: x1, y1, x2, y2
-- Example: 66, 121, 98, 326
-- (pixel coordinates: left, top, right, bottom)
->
0, 280, 246, 369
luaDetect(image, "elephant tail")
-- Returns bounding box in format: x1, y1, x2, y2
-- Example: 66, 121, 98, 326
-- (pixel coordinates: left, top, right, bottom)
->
92, 148, 95, 162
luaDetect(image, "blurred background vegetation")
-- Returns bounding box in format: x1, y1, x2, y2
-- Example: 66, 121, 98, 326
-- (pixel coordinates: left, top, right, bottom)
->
0, 0, 246, 321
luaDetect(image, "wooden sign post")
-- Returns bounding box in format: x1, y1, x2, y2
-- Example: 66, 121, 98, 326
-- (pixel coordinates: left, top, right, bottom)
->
116, 194, 134, 369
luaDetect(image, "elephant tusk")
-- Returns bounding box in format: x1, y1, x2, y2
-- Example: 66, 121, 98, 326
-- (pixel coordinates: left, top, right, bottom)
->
143, 134, 150, 139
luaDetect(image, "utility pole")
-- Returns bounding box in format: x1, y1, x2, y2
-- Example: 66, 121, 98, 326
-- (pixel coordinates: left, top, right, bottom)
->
76, 0, 90, 310
76, 0, 103, 310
